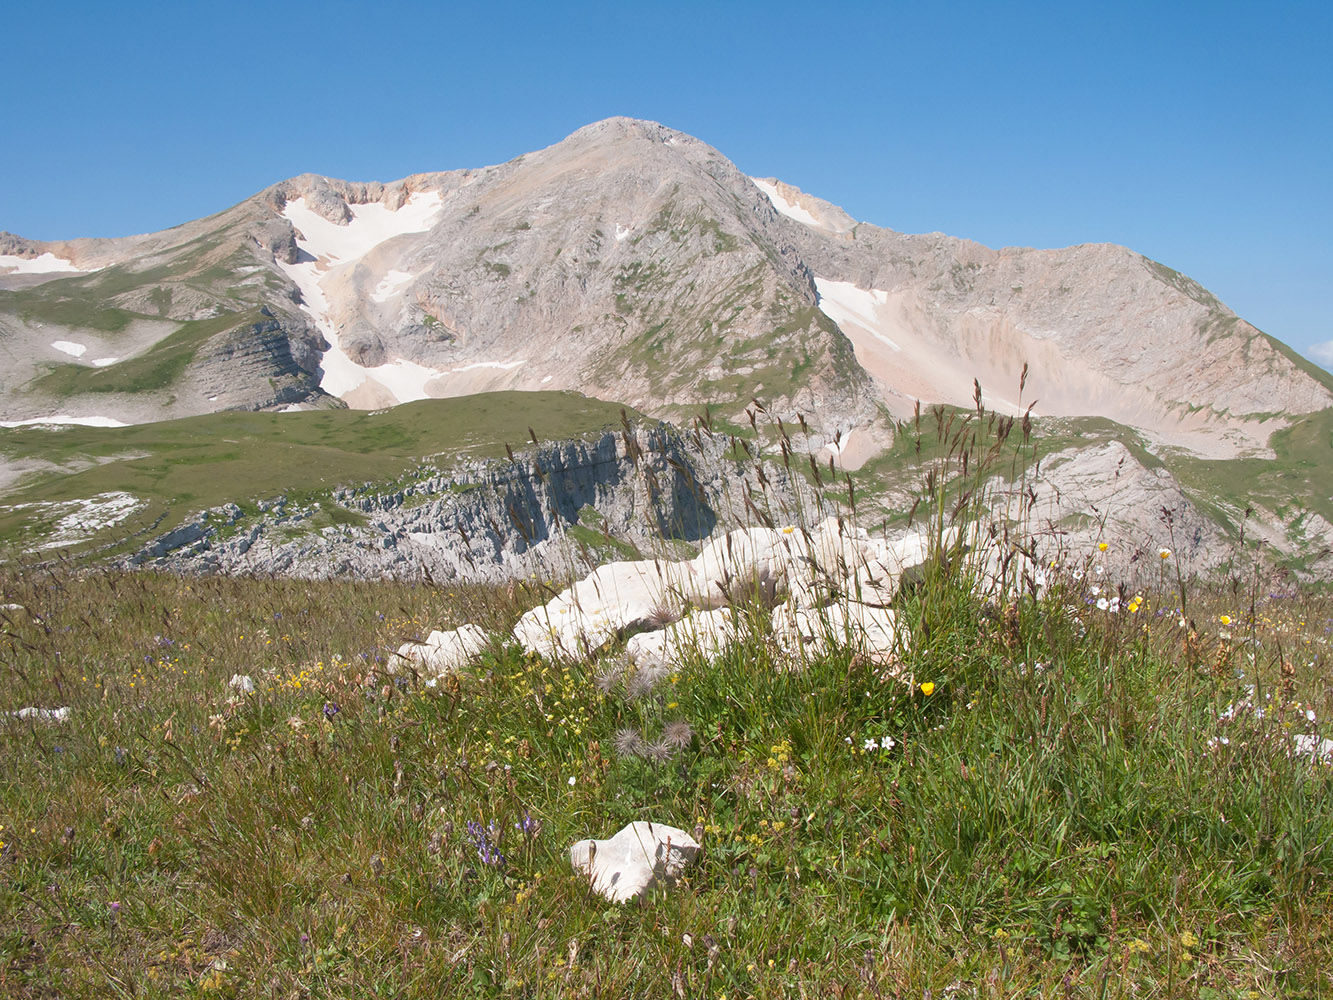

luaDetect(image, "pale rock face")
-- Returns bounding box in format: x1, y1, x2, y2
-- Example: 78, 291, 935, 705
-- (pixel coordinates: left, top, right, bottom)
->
624, 607, 740, 671
512, 520, 938, 661
390, 624, 488, 676
770, 602, 902, 667
569, 821, 701, 903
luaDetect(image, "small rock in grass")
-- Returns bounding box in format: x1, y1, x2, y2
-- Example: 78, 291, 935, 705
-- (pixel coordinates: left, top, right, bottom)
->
390, 623, 488, 678
1292, 733, 1333, 763
569, 820, 701, 904
8, 706, 70, 723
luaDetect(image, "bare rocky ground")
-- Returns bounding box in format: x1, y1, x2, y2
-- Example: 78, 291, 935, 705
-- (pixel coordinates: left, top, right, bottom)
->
122, 426, 818, 584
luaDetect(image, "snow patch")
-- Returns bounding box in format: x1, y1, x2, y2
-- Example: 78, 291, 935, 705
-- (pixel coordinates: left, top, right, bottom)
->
752, 178, 823, 229
371, 269, 416, 303
277, 191, 446, 404
52, 340, 87, 358
281, 192, 443, 265
614, 224, 631, 241
814, 278, 900, 351
90, 357, 118, 368
445, 360, 526, 374
541, 375, 553, 384
0, 252, 84, 274
0, 415, 129, 428
1, 491, 144, 551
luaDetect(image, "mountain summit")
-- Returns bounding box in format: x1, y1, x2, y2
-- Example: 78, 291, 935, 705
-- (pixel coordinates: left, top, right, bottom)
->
2, 116, 1330, 467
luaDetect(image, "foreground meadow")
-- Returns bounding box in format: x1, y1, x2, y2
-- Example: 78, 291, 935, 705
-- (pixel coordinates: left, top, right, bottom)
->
2, 555, 1332, 998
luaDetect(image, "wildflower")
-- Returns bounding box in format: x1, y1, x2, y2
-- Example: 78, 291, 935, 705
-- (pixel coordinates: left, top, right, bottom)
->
919, 682, 935, 696
1127, 595, 1142, 613
1219, 615, 1232, 626
662, 720, 694, 748
322, 701, 340, 721
863, 737, 879, 752
466, 820, 505, 867
1098, 542, 1109, 552
567, 776, 576, 786
1159, 547, 1171, 559
1308, 709, 1318, 723
644, 740, 675, 764
612, 727, 643, 758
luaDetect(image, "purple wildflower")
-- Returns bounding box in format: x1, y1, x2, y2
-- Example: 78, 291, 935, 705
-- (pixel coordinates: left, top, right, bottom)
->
465, 820, 506, 867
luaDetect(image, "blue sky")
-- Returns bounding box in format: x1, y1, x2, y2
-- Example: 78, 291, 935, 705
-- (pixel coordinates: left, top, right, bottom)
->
4, 0, 1330, 365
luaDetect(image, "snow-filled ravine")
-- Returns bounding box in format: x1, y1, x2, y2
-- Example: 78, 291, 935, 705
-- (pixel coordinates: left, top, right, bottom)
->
276, 192, 448, 405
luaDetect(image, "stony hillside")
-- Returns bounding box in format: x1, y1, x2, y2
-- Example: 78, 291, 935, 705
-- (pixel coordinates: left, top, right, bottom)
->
6, 117, 1327, 459
3, 117, 1332, 577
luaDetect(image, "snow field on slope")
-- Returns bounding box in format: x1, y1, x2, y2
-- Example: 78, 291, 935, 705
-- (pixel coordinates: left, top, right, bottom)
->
751, 178, 823, 229
277, 192, 446, 403
814, 278, 901, 351
0, 415, 129, 428
0, 253, 85, 274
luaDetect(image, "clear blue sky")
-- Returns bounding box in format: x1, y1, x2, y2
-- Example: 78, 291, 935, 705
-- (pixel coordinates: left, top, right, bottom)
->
4, 0, 1330, 365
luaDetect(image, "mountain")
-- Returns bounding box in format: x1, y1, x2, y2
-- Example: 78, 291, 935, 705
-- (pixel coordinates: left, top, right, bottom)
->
3, 117, 1331, 577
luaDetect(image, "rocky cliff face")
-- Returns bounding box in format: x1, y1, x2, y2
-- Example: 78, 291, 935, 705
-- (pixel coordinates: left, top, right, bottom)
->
125, 426, 818, 582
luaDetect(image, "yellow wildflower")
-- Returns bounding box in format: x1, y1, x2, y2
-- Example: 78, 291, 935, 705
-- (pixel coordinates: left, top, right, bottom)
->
920, 681, 935, 696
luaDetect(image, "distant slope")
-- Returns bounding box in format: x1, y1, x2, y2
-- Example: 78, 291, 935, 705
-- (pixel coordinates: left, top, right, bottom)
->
0, 391, 635, 557
5, 117, 1330, 464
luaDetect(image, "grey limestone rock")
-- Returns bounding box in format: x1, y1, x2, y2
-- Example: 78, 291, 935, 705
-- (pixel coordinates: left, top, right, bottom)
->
569, 821, 701, 903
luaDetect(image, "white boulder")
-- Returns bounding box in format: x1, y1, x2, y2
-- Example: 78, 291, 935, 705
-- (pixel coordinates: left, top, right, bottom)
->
771, 601, 903, 667
512, 559, 698, 659
392, 623, 488, 676
1292, 733, 1333, 763
7, 706, 70, 723
569, 820, 701, 903
624, 606, 740, 671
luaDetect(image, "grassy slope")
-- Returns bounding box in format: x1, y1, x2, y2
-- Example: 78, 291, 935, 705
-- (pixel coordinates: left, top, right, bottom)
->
0, 393, 638, 556
3, 392, 1333, 995
1, 556, 1330, 996
28, 309, 268, 398
1170, 408, 1333, 538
